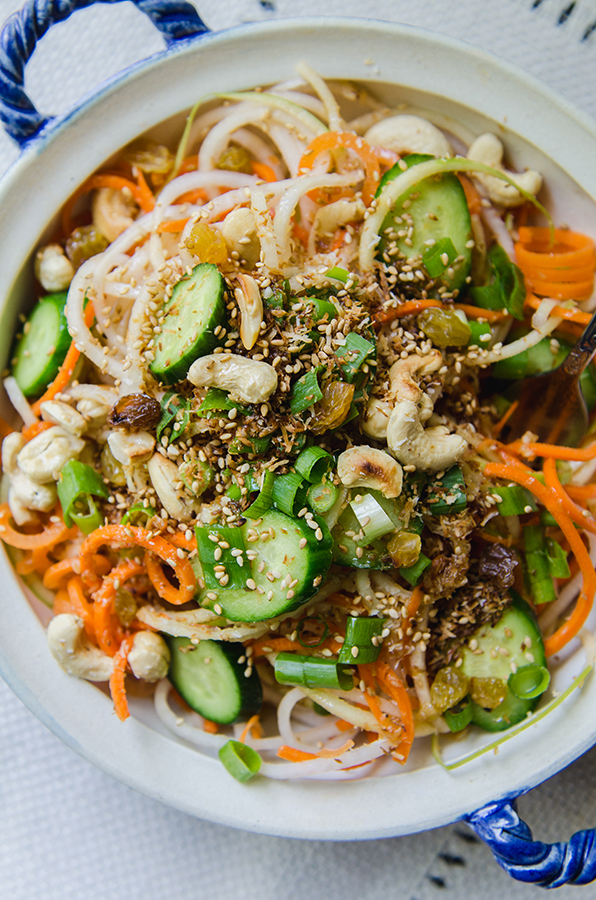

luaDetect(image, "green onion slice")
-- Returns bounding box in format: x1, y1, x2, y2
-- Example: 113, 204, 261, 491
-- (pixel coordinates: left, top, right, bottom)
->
297, 617, 330, 649
196, 387, 249, 418
244, 470, 276, 519
508, 664, 550, 700
195, 525, 247, 591
295, 446, 334, 483
325, 266, 349, 283
272, 472, 309, 517
350, 493, 395, 542
336, 333, 376, 383
491, 484, 537, 516
274, 652, 354, 691
57, 460, 109, 532
290, 368, 323, 416
444, 697, 474, 733
121, 502, 156, 527
307, 481, 340, 514
338, 616, 385, 665
399, 552, 432, 586
422, 237, 458, 277
218, 740, 261, 782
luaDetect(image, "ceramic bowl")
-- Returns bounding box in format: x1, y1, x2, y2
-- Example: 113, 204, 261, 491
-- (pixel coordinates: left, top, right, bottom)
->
0, 2, 596, 880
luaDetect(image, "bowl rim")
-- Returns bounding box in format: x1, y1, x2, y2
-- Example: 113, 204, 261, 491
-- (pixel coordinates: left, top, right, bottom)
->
1, 15, 596, 840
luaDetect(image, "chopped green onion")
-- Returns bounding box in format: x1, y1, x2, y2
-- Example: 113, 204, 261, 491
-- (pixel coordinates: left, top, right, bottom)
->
422, 237, 457, 277
546, 537, 571, 579
325, 266, 349, 283
307, 481, 340, 514
508, 664, 550, 700
491, 484, 537, 516
468, 321, 492, 347
195, 525, 247, 591
295, 446, 334, 483
229, 435, 271, 455
297, 617, 330, 648
524, 524, 556, 604
470, 245, 525, 320
338, 616, 385, 665
156, 392, 192, 442
290, 368, 323, 415
226, 483, 243, 501
425, 466, 467, 515
444, 697, 474, 733
196, 387, 249, 418
271, 472, 308, 516
121, 502, 156, 527
399, 552, 432, 586
274, 652, 354, 691
262, 286, 286, 310
350, 493, 396, 542
306, 296, 338, 322
57, 460, 109, 533
244, 470, 275, 519
218, 740, 261, 782
336, 333, 376, 383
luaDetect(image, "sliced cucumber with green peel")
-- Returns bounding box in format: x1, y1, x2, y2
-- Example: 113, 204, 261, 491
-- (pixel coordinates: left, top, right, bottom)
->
376, 154, 472, 292
459, 596, 547, 732
201, 509, 333, 622
150, 263, 225, 384
12, 292, 71, 398
166, 636, 262, 724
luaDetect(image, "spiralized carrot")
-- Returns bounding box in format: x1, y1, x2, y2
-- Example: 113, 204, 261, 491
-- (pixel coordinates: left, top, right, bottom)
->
375, 661, 415, 762
524, 293, 591, 327
277, 745, 317, 762
66, 575, 95, 639
238, 714, 261, 743
21, 420, 52, 442
0, 504, 77, 550
458, 175, 483, 217
515, 228, 596, 301
492, 400, 519, 438
251, 161, 277, 183
30, 300, 95, 416
134, 168, 156, 213
156, 218, 189, 234
79, 524, 195, 605
506, 438, 596, 462
61, 174, 152, 236
93, 559, 144, 656
374, 299, 509, 326
484, 461, 596, 656
43, 555, 111, 590
298, 131, 381, 206
110, 636, 134, 722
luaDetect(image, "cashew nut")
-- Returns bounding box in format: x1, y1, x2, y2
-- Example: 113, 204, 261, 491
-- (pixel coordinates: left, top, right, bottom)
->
67, 384, 118, 427
187, 353, 278, 404
386, 353, 468, 472
17, 426, 84, 483
364, 115, 452, 158
92, 187, 138, 243
221, 207, 261, 267
147, 453, 201, 522
362, 396, 393, 441
312, 198, 366, 239
467, 134, 542, 207
34, 244, 75, 292
107, 430, 155, 467
2, 432, 56, 525
234, 274, 263, 351
47, 614, 114, 681
128, 631, 170, 682
337, 446, 403, 498
40, 400, 87, 437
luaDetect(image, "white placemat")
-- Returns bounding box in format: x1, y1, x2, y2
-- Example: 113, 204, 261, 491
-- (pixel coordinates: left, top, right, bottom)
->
2, 1, 596, 897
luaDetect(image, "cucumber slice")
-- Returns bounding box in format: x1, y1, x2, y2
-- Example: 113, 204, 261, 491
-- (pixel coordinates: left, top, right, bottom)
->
376, 154, 472, 292
166, 636, 262, 724
12, 292, 71, 398
201, 509, 333, 622
459, 596, 547, 731
150, 263, 225, 384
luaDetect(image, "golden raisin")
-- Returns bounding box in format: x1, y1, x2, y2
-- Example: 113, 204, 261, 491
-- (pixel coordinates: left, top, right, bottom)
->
387, 531, 421, 568
115, 589, 137, 626
310, 381, 355, 433
430, 666, 469, 713
185, 223, 228, 265
469, 677, 507, 709
217, 145, 253, 173
418, 308, 471, 347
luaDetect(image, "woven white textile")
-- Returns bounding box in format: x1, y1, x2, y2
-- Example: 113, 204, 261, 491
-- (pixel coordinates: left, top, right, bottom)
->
2, 1, 596, 898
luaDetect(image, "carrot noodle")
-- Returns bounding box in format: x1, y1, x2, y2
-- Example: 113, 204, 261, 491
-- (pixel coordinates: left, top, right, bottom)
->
515, 228, 596, 301
484, 461, 596, 656
458, 175, 483, 217
506, 438, 596, 462
61, 174, 151, 236
202, 719, 219, 734
277, 745, 317, 762
238, 714, 260, 743
92, 559, 144, 656
134, 167, 156, 213
492, 400, 519, 438
110, 636, 134, 722
0, 504, 76, 550
0, 415, 14, 438
298, 131, 381, 206
336, 719, 355, 732
566, 484, 596, 502
79, 524, 195, 605
176, 187, 209, 204
66, 575, 95, 639
374, 299, 508, 326
156, 217, 190, 234
30, 300, 95, 416
375, 661, 415, 762
251, 161, 278, 183
144, 551, 191, 606
524, 292, 592, 326
21, 420, 52, 442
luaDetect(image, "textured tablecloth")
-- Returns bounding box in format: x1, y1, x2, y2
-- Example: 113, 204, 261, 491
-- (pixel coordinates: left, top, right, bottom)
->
2, 1, 596, 897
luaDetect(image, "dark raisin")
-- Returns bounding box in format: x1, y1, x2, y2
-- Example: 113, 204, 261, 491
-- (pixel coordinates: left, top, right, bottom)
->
478, 544, 518, 588
108, 394, 161, 430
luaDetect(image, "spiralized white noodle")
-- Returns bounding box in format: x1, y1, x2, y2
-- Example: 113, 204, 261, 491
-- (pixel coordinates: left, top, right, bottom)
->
296, 63, 344, 133
3, 377, 37, 426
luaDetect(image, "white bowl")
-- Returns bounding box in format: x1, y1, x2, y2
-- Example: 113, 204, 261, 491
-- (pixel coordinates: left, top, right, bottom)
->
1, 15, 596, 840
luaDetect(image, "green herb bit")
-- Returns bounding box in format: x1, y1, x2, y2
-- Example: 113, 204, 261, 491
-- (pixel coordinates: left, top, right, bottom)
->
290, 368, 323, 415
425, 466, 467, 515
156, 391, 192, 442
336, 333, 376, 383
469, 244, 525, 320
196, 388, 250, 418
121, 502, 156, 527
219, 740, 261, 782
195, 524, 247, 592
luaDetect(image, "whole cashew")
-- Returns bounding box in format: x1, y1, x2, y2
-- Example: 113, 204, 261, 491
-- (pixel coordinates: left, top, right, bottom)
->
2, 432, 56, 525
364, 115, 452, 158
467, 134, 542, 207
147, 453, 201, 522
128, 631, 170, 682
107, 430, 155, 467
337, 446, 403, 498
235, 274, 263, 351
386, 353, 468, 472
187, 353, 278, 404
47, 614, 114, 681
362, 396, 393, 441
40, 400, 87, 437
34, 244, 74, 292
92, 187, 138, 243
16, 426, 84, 483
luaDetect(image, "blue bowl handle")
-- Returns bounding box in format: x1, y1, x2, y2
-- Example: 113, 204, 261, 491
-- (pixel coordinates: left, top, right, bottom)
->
0, 0, 210, 147
465, 799, 596, 887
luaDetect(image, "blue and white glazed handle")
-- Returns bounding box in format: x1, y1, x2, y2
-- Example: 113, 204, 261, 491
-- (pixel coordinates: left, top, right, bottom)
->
466, 799, 596, 887
0, 0, 210, 146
